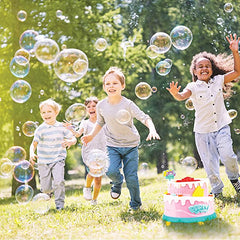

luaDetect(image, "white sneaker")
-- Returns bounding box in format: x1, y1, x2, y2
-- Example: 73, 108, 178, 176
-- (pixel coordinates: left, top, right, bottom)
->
91, 199, 97, 206
110, 191, 120, 199
83, 187, 92, 201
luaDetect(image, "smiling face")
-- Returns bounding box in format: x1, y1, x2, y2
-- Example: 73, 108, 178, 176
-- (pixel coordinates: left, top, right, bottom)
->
40, 104, 58, 125
103, 73, 125, 97
86, 101, 97, 119
193, 57, 213, 82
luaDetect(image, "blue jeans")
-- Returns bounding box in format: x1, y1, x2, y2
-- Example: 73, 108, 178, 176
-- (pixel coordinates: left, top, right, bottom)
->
195, 125, 239, 194
106, 146, 142, 209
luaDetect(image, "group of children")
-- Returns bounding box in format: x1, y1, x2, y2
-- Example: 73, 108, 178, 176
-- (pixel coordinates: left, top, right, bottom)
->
29, 33, 240, 211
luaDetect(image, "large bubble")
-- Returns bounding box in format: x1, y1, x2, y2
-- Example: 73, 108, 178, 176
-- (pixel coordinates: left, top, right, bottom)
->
94, 38, 108, 52
19, 30, 39, 51
15, 184, 34, 204
149, 32, 172, 54
10, 80, 32, 103
155, 60, 171, 76
54, 48, 88, 82
22, 121, 38, 137
32, 193, 50, 214
0, 158, 14, 178
86, 149, 109, 177
179, 156, 198, 174
116, 109, 131, 124
65, 103, 87, 125
14, 49, 30, 62
135, 82, 152, 100
9, 56, 30, 78
170, 25, 193, 50
5, 146, 26, 163
14, 160, 34, 183
34, 38, 60, 64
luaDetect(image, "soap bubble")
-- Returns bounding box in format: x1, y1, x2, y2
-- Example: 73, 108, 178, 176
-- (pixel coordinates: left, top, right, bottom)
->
54, 48, 88, 82
32, 193, 50, 214
185, 99, 194, 110
72, 59, 88, 75
9, 56, 30, 78
164, 58, 173, 68
155, 60, 171, 76
146, 45, 159, 59
17, 10, 27, 22
116, 109, 131, 124
150, 32, 172, 54
234, 128, 240, 135
19, 30, 39, 51
34, 38, 60, 64
228, 109, 237, 119
5, 146, 26, 163
65, 103, 87, 125
22, 121, 38, 137
14, 49, 30, 62
135, 82, 152, 100
139, 162, 149, 176
0, 158, 14, 178
170, 25, 193, 50
56, 10, 63, 18
179, 156, 198, 174
217, 18, 224, 26
10, 80, 32, 103
224, 3, 233, 13
94, 38, 108, 52
151, 86, 158, 93
15, 184, 34, 204
14, 160, 34, 183
86, 149, 109, 177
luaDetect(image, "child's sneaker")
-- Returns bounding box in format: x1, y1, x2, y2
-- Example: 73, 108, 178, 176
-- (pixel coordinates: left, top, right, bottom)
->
91, 199, 97, 206
83, 187, 92, 200
231, 179, 240, 193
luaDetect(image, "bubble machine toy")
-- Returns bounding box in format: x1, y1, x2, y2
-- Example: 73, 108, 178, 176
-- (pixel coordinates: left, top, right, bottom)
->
162, 170, 216, 225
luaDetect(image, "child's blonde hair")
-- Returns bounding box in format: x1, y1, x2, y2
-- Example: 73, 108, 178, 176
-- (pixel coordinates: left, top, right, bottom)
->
103, 67, 125, 85
39, 99, 62, 114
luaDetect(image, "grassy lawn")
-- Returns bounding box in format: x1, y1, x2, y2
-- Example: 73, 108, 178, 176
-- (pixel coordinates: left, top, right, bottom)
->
0, 166, 240, 240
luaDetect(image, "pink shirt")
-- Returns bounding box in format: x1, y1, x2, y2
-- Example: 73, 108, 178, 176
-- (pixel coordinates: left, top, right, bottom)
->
185, 75, 231, 133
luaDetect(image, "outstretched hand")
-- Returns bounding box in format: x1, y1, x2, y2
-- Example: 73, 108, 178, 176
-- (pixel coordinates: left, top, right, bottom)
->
226, 33, 240, 52
166, 81, 181, 97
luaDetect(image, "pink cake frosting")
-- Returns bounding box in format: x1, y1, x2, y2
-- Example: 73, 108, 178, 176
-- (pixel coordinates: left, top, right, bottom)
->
168, 178, 209, 196
163, 177, 216, 223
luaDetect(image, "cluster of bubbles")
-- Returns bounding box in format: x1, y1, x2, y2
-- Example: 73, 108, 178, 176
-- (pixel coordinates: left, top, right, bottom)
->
0, 146, 50, 213
86, 149, 109, 177
147, 25, 193, 58
10, 10, 90, 103
135, 82, 157, 100
217, 3, 234, 26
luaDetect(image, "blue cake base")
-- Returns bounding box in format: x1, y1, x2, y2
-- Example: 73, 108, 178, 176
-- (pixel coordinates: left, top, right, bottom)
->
162, 213, 217, 223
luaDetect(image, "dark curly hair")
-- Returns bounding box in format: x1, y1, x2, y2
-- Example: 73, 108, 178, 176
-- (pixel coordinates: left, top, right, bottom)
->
190, 51, 238, 98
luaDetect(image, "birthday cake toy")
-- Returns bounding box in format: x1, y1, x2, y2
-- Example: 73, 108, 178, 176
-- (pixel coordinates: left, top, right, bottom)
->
162, 172, 216, 224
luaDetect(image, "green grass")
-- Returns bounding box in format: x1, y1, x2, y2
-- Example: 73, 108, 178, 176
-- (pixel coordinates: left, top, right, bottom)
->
0, 167, 240, 240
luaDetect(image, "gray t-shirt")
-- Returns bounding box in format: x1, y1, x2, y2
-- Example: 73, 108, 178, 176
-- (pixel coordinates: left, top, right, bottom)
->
97, 96, 150, 147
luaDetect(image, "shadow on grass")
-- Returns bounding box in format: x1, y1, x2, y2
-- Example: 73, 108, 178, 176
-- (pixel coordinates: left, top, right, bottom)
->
162, 217, 233, 238
120, 207, 162, 222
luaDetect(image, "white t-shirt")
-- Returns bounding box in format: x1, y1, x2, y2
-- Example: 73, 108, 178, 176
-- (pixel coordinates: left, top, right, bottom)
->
80, 119, 106, 164
185, 75, 231, 133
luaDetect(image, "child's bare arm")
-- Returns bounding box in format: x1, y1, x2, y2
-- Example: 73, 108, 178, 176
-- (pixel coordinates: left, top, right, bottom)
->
81, 123, 102, 145
166, 81, 192, 101
145, 118, 161, 141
